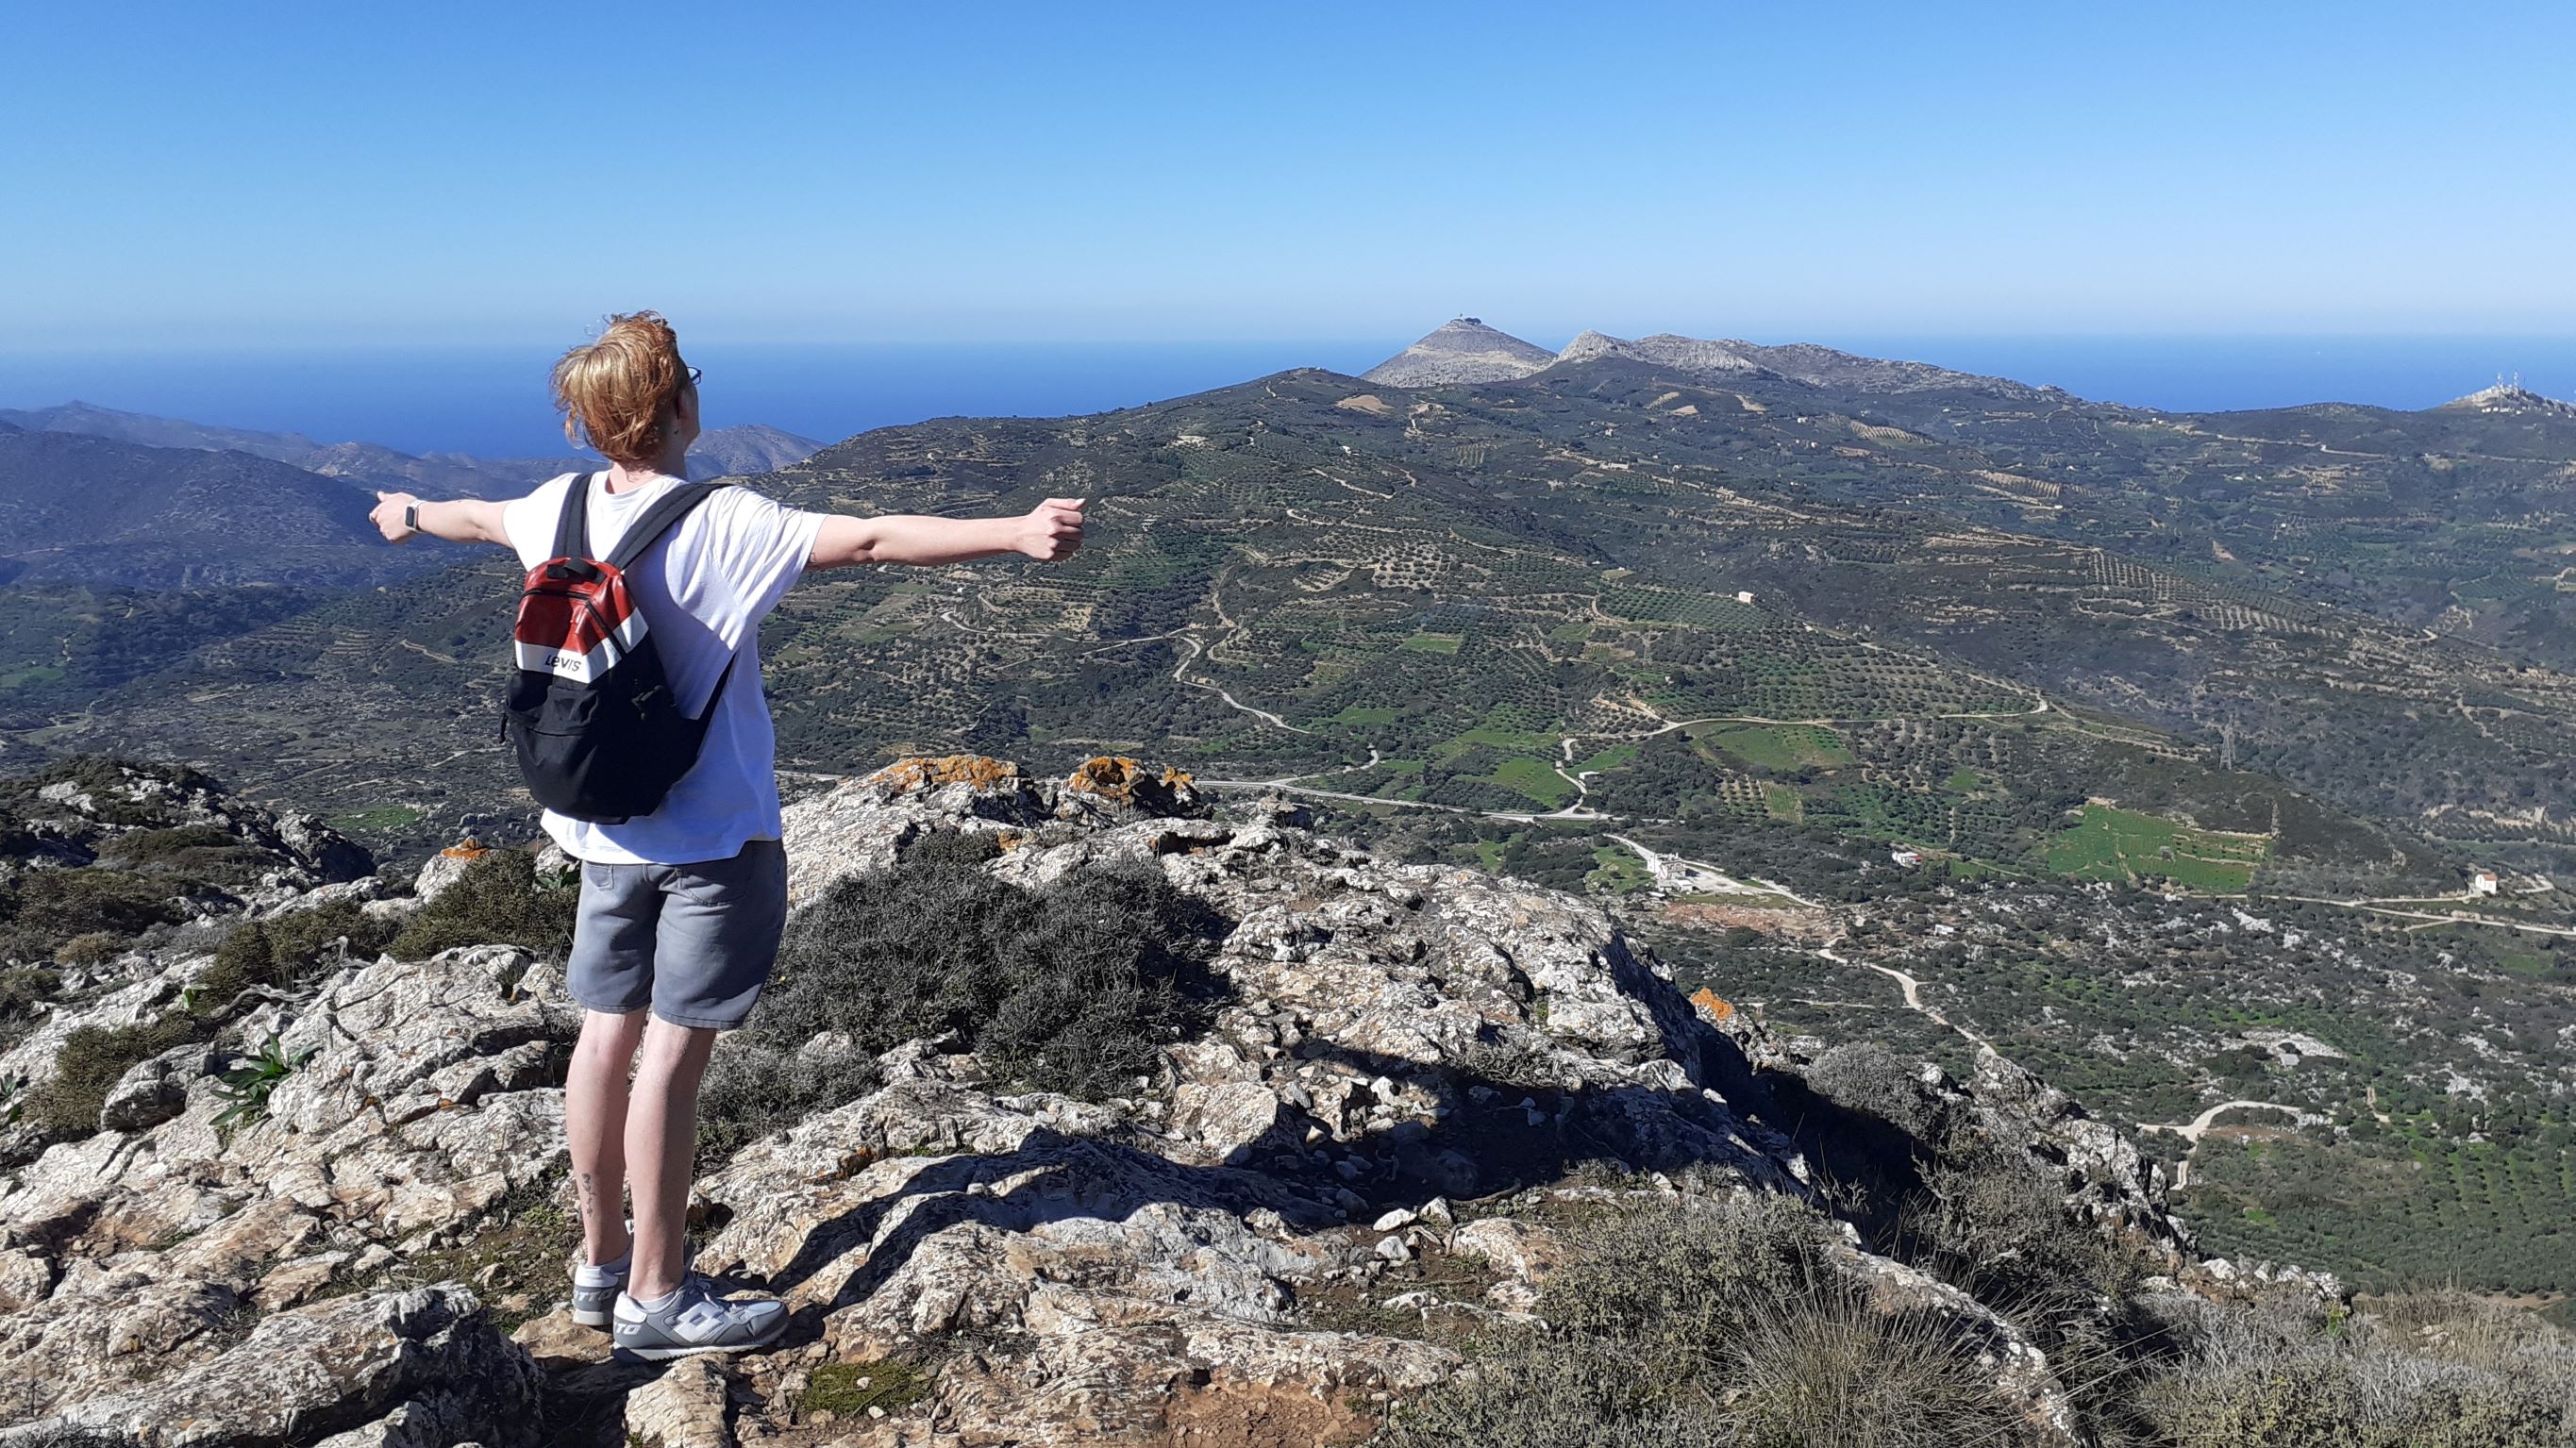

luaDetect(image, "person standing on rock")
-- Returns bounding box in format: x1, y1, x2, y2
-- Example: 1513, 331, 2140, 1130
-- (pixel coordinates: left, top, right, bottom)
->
365, 311, 1085, 1357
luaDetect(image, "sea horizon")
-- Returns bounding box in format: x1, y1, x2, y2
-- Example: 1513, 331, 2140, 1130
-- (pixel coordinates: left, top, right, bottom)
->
5, 332, 2574, 460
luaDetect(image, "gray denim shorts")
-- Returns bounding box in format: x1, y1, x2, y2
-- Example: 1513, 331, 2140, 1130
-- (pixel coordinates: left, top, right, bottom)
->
565, 839, 788, 1029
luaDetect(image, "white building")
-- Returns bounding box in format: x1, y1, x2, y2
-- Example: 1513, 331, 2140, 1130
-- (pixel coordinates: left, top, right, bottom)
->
2470, 872, 2501, 897
1891, 849, 1924, 868
1735, 590, 1757, 605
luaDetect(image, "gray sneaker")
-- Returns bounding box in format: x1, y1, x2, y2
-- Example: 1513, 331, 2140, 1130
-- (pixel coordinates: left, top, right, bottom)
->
611, 1274, 789, 1360
570, 1250, 628, 1329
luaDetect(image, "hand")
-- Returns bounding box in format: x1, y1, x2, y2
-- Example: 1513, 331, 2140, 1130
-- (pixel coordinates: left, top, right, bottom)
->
370, 491, 419, 543
1018, 496, 1085, 561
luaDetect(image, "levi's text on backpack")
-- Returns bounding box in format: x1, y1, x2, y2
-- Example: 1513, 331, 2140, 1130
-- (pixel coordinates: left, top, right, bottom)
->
502, 473, 737, 824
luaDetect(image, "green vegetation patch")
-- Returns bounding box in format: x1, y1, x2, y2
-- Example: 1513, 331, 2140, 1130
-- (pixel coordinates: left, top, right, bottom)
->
1587, 846, 1650, 895
800, 1359, 932, 1419
1399, 633, 1463, 654
1485, 756, 1573, 808
0, 868, 186, 963
2045, 804, 2269, 891
200, 898, 396, 1011
1698, 724, 1855, 772
328, 805, 425, 834
1569, 742, 1640, 775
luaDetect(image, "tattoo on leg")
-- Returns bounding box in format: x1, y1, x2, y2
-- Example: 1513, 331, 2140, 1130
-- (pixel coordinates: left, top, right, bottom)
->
577, 1171, 600, 1227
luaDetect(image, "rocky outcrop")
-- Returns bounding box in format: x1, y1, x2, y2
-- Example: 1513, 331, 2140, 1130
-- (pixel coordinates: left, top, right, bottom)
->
2, 1286, 541, 1447
0, 943, 572, 1428
0, 755, 2206, 1444
2438, 382, 2576, 420
1, 758, 373, 893
1557, 329, 1770, 377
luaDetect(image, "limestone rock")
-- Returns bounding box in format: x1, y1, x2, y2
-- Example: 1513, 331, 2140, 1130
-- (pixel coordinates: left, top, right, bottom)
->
624, 1356, 734, 1448
1449, 1217, 1566, 1281
6, 1286, 541, 1448
96, 1040, 216, 1134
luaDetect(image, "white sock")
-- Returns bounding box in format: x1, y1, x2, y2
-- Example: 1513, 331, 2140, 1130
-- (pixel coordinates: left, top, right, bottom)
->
632, 1284, 683, 1313
576, 1246, 630, 1284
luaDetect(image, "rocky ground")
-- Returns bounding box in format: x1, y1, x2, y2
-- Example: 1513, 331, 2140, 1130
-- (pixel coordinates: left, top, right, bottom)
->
0, 756, 2299, 1447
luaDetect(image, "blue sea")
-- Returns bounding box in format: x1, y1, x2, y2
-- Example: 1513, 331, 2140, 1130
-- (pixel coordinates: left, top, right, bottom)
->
3, 335, 2573, 458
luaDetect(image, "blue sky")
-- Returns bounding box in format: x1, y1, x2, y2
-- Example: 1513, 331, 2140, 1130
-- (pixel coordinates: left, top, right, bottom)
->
6, 2, 2572, 350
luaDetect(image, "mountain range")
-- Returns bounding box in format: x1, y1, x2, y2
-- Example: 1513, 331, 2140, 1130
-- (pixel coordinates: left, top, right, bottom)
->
1363, 315, 2051, 398
0, 406, 828, 589
0, 401, 826, 498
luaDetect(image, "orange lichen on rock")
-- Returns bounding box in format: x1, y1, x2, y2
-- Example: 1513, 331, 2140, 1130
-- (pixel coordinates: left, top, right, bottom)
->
1057, 757, 1208, 821
1064, 756, 1150, 801
866, 755, 1022, 793
1689, 988, 1736, 1024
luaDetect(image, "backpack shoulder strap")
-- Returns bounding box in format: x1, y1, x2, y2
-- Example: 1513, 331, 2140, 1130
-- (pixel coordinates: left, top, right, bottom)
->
550, 473, 598, 560
604, 480, 733, 574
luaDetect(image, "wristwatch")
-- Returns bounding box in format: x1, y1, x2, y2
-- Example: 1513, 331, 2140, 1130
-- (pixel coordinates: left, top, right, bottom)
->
404, 503, 420, 533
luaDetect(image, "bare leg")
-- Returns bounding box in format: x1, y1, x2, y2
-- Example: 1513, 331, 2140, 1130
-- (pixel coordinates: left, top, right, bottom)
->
626, 1015, 721, 1301
566, 1007, 646, 1266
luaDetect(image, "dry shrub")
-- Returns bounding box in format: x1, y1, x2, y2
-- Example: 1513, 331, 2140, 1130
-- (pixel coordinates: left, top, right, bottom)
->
1381, 1193, 2033, 1448
695, 829, 1227, 1165
2128, 1289, 2576, 1448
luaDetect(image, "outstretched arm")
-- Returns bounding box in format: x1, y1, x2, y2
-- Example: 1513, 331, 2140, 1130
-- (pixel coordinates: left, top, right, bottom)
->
807, 496, 1084, 570
369, 491, 510, 547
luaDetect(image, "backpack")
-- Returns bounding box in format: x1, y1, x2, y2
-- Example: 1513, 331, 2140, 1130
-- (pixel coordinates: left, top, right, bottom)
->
501, 472, 737, 824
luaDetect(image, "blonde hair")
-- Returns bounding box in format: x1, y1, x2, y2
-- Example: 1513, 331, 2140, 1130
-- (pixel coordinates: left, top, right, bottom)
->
551, 311, 689, 464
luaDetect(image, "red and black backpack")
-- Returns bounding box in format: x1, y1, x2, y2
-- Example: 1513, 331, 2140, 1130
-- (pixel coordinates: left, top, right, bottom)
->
501, 473, 735, 824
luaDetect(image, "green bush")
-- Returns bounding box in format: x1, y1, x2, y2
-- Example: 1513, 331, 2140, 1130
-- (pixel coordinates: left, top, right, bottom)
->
197, 899, 394, 1010
0, 965, 59, 1024
389, 849, 577, 961
0, 868, 185, 962
98, 824, 275, 888
23, 898, 392, 1140
54, 932, 125, 966
210, 1037, 312, 1131
697, 830, 1226, 1162
23, 1013, 199, 1137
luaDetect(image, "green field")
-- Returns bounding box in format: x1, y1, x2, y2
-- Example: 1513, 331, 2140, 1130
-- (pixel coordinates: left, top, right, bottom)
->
2044, 804, 2270, 890
329, 804, 426, 834
1571, 741, 1642, 775
1698, 724, 1854, 771
1400, 634, 1462, 654
1588, 845, 1652, 894
1487, 756, 1574, 807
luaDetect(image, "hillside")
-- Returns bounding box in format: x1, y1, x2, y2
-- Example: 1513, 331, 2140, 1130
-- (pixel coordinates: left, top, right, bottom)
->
5, 329, 2576, 1300
0, 429, 451, 589
10, 755, 2548, 1446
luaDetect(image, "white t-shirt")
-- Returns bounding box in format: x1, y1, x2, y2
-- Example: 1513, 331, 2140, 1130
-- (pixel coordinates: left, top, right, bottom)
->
501, 472, 824, 866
